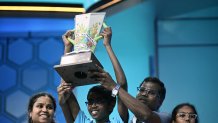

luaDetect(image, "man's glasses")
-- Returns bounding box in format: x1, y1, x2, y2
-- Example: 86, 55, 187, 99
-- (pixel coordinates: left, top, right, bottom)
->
137, 87, 160, 97
176, 112, 197, 120
85, 99, 107, 106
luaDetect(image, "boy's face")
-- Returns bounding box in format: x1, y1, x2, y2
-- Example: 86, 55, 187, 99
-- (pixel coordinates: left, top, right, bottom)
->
86, 93, 111, 122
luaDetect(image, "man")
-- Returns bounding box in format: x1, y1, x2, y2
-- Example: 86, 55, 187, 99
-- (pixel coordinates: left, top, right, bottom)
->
131, 77, 170, 123
91, 66, 170, 123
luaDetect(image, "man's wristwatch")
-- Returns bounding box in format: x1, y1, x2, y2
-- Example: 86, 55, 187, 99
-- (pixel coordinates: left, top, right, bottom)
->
111, 84, 120, 97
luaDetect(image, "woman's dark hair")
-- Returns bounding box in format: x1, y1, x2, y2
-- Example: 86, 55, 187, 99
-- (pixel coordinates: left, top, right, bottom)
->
27, 92, 56, 123
171, 103, 199, 123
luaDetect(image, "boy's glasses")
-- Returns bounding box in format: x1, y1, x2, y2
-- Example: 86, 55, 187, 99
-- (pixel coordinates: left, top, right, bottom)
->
85, 99, 107, 105
137, 87, 160, 97
176, 112, 197, 120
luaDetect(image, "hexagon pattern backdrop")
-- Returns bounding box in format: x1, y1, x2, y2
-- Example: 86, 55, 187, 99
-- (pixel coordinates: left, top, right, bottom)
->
0, 31, 67, 123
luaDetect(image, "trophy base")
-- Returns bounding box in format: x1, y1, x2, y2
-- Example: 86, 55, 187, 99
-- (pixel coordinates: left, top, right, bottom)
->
54, 51, 103, 86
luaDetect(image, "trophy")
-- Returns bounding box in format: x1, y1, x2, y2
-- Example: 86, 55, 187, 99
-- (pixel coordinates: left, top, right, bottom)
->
54, 12, 106, 86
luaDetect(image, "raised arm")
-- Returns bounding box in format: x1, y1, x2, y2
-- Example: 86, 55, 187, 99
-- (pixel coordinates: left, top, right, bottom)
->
67, 88, 80, 120
100, 26, 129, 122
58, 30, 80, 122
116, 86, 161, 123
101, 26, 127, 88
57, 81, 74, 123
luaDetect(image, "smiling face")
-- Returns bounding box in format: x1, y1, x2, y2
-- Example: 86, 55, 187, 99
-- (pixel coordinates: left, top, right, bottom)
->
136, 82, 162, 111
173, 106, 197, 123
87, 93, 111, 122
29, 96, 55, 123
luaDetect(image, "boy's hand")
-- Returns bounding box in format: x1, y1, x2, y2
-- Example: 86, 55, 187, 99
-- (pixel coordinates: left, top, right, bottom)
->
101, 27, 112, 47
57, 80, 73, 105
62, 30, 75, 47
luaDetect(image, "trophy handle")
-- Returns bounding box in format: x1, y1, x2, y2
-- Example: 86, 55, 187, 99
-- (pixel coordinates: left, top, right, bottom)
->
67, 37, 75, 45
93, 22, 109, 42
66, 29, 76, 45
103, 22, 108, 28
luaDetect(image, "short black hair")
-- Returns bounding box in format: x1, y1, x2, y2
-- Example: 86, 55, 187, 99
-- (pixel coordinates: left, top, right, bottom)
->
28, 92, 56, 123
139, 77, 166, 102
87, 85, 116, 114
171, 103, 198, 123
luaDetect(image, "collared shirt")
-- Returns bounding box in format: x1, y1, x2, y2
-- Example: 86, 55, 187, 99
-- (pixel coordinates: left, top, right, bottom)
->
75, 110, 124, 123
130, 112, 171, 123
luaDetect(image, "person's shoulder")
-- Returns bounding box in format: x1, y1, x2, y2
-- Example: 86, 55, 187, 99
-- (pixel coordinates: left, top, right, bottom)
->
75, 110, 95, 123
155, 112, 171, 123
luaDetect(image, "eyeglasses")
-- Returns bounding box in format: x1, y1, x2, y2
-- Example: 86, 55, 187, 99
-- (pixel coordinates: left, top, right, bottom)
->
85, 99, 107, 106
137, 87, 160, 97
176, 112, 197, 120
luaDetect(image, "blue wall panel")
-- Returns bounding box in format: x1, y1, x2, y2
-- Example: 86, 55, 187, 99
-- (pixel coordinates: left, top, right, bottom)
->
158, 19, 218, 123
158, 19, 218, 45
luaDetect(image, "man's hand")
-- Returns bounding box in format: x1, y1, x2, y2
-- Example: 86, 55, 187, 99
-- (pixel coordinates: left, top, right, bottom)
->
89, 65, 116, 91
